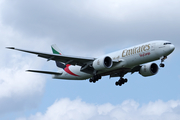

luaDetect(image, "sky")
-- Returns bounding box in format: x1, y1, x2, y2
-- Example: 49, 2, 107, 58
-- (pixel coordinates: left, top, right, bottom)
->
0, 0, 180, 119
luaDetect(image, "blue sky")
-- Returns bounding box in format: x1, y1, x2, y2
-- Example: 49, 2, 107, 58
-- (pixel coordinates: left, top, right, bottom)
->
0, 0, 180, 120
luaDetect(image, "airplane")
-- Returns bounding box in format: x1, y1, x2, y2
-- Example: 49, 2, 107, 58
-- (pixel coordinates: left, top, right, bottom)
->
6, 40, 175, 86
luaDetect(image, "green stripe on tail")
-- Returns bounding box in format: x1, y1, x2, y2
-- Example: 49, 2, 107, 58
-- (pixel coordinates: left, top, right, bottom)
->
51, 47, 60, 54
51, 44, 62, 55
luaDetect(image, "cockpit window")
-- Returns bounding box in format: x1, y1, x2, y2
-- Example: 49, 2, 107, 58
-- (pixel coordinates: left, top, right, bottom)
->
164, 43, 171, 45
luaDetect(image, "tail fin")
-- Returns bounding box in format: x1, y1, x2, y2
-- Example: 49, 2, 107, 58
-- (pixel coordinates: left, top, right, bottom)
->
51, 44, 63, 55
51, 44, 66, 69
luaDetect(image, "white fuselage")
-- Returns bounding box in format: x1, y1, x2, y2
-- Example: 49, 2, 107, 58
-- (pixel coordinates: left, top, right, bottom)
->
53, 40, 175, 80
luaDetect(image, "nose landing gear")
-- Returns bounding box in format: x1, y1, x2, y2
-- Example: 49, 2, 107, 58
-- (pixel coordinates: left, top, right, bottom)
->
160, 63, 165, 67
160, 56, 167, 68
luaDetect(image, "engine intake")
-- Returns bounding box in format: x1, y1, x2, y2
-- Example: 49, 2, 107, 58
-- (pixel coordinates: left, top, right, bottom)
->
92, 56, 113, 71
139, 63, 159, 77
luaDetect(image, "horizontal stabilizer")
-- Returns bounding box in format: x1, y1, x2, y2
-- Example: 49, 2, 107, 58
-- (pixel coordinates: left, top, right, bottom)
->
27, 70, 62, 75
6, 47, 15, 49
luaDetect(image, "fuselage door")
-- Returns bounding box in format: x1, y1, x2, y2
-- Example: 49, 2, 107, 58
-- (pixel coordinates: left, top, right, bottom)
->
151, 43, 156, 51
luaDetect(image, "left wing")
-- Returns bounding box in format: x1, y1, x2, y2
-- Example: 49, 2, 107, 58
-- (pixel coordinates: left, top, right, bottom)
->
6, 47, 95, 66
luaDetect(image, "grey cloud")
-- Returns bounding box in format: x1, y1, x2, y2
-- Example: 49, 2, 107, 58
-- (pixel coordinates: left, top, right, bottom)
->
0, 92, 42, 114
0, 57, 45, 114
0, 0, 179, 118
1, 0, 180, 57
0, 20, 48, 115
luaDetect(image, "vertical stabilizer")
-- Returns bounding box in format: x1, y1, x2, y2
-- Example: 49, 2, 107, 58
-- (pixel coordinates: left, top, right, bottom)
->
51, 44, 66, 69
51, 44, 63, 55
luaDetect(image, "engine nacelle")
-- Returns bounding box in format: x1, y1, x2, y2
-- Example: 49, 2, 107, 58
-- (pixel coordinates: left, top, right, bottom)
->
92, 56, 113, 71
139, 63, 158, 77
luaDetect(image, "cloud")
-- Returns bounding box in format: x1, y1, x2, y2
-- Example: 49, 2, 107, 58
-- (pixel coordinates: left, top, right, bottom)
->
0, 67, 44, 114
0, 0, 179, 118
17, 98, 180, 120
1, 0, 180, 57
0, 46, 46, 113
0, 17, 49, 114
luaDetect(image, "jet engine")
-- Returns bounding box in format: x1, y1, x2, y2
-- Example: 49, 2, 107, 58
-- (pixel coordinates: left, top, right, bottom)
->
139, 63, 158, 77
92, 56, 113, 71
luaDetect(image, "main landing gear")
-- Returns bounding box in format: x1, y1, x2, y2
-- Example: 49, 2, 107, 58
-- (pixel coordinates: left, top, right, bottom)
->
89, 75, 101, 83
160, 56, 167, 68
115, 78, 128, 86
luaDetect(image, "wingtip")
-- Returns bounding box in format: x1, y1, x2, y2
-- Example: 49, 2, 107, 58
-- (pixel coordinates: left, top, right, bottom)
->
6, 47, 15, 49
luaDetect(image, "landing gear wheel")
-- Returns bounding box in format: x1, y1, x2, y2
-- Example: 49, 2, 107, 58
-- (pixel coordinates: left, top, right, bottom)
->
93, 80, 96, 83
160, 56, 167, 68
89, 75, 102, 83
115, 78, 128, 86
115, 81, 119, 86
160, 63, 165, 67
89, 79, 93, 83
124, 79, 128, 83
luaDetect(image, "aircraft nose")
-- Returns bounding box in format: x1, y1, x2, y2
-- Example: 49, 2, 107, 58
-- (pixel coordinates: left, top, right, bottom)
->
170, 44, 175, 52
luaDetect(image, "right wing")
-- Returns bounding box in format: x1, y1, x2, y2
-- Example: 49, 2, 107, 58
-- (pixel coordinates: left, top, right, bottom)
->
6, 47, 95, 66
7, 47, 123, 75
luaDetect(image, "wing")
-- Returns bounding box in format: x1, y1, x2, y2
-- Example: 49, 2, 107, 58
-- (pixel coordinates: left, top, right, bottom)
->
6, 47, 95, 66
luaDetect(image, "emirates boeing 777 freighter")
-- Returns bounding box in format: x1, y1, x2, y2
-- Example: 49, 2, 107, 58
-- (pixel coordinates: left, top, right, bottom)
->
7, 40, 175, 86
